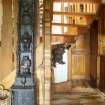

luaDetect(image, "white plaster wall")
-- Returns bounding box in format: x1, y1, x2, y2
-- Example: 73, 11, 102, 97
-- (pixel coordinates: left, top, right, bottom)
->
53, 49, 68, 83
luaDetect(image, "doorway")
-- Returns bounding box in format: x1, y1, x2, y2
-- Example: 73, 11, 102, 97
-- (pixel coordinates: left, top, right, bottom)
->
53, 49, 68, 83
51, 44, 72, 93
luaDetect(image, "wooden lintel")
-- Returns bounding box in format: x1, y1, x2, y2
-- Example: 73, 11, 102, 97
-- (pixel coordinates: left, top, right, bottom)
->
51, 35, 76, 45
53, 0, 101, 3
51, 34, 78, 36
52, 23, 89, 28
53, 12, 96, 16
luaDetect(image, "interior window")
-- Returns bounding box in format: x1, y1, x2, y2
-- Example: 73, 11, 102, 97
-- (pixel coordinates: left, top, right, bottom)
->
53, 15, 61, 23
53, 2, 61, 12
52, 25, 62, 34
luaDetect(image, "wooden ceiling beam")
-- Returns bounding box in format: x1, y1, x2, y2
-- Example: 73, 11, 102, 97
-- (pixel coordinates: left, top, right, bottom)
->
51, 34, 78, 36
53, 0, 101, 3
52, 23, 90, 28
53, 12, 96, 16
51, 35, 76, 44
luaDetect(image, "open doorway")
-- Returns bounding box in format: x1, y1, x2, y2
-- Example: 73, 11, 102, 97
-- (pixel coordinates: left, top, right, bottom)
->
54, 49, 68, 83
51, 43, 72, 93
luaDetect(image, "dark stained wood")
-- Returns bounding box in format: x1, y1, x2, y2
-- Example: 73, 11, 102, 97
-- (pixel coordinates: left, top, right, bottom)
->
98, 5, 105, 34
99, 55, 105, 91
98, 5, 105, 92
89, 20, 98, 88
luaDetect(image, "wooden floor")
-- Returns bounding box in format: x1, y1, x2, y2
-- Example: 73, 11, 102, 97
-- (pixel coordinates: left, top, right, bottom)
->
51, 80, 105, 105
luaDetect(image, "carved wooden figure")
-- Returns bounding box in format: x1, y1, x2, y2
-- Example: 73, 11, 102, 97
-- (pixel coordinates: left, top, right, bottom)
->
21, 32, 32, 51
20, 56, 31, 74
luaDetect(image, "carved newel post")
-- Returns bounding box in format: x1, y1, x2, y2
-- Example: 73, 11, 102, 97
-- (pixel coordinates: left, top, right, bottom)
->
0, 86, 11, 105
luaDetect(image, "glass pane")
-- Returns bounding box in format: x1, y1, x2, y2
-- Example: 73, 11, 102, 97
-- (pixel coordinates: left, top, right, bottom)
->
53, 15, 61, 23
53, 2, 61, 12
52, 25, 62, 34
64, 2, 68, 12
64, 15, 68, 24
52, 25, 78, 35
64, 3, 73, 12
64, 26, 67, 33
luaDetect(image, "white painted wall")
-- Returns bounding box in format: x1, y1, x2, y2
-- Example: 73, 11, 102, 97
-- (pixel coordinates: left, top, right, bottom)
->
53, 49, 68, 83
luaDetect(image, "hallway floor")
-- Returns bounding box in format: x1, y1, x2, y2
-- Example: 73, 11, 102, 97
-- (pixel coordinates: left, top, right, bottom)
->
52, 80, 105, 105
